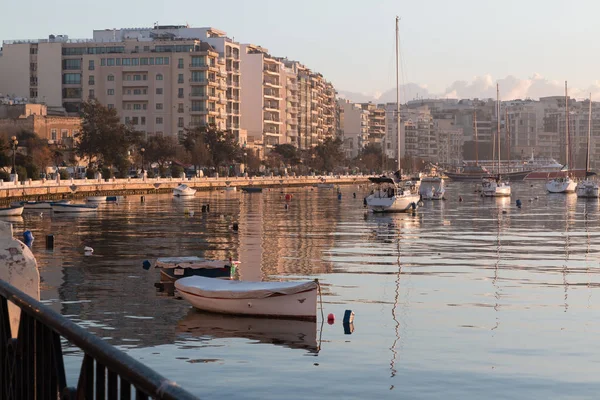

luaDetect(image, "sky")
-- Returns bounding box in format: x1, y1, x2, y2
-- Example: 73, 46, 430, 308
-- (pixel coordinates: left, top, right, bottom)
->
3, 0, 600, 102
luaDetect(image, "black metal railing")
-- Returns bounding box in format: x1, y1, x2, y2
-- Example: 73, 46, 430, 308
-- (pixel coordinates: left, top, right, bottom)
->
0, 280, 198, 400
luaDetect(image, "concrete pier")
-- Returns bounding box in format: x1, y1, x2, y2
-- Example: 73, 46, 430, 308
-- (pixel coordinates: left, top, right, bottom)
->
0, 175, 370, 203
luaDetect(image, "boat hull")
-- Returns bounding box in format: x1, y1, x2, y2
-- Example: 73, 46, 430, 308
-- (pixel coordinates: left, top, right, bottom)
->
446, 170, 530, 182
241, 187, 263, 193
177, 287, 317, 320
546, 178, 577, 193
0, 206, 24, 216
576, 181, 599, 198
366, 193, 420, 213
173, 184, 197, 196
482, 180, 511, 197
527, 170, 587, 180
86, 196, 107, 202
52, 204, 98, 213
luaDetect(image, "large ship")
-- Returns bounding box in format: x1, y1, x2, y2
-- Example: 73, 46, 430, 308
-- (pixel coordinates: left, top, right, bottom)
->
444, 164, 530, 182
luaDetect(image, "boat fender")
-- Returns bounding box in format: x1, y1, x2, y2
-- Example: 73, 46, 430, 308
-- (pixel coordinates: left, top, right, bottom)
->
343, 310, 355, 324
363, 197, 367, 207
410, 202, 417, 210
284, 204, 289, 210
327, 313, 335, 324
23, 231, 34, 248
417, 200, 424, 207
142, 260, 152, 270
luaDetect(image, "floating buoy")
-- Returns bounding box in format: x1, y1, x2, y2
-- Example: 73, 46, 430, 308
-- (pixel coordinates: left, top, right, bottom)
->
285, 194, 292, 201
23, 231, 34, 248
343, 310, 355, 324
337, 193, 342, 200
459, 196, 463, 202
284, 204, 289, 210
327, 313, 335, 324
353, 193, 356, 198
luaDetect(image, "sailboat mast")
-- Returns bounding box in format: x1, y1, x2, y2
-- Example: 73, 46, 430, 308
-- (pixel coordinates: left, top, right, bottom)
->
565, 81, 570, 173
505, 108, 510, 175
395, 16, 401, 173
587, 93, 592, 175
474, 111, 479, 166
497, 83, 500, 177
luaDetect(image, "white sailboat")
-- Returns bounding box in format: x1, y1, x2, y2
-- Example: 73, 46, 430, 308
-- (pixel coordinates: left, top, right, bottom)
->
365, 17, 421, 213
576, 93, 598, 198
482, 84, 511, 197
547, 82, 577, 194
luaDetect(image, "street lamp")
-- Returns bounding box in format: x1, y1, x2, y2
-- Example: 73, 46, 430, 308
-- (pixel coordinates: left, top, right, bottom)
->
243, 152, 247, 173
140, 147, 145, 173
10, 136, 18, 175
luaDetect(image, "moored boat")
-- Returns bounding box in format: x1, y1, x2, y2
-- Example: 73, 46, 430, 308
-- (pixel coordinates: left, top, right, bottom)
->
173, 184, 196, 197
10, 199, 70, 210
419, 177, 445, 200
241, 187, 263, 193
175, 276, 318, 320
86, 196, 108, 202
575, 93, 599, 199
143, 256, 239, 283
0, 205, 24, 217
51, 203, 99, 213
365, 175, 420, 213
224, 186, 237, 192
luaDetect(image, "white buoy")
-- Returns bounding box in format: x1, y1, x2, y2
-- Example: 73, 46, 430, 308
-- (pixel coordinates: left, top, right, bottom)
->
84, 246, 94, 255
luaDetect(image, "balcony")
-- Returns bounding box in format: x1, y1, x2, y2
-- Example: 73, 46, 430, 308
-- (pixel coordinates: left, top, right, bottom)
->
264, 104, 279, 112
190, 93, 207, 99
287, 117, 298, 125
122, 81, 149, 87
287, 82, 298, 91
189, 63, 208, 70
226, 94, 240, 101
264, 130, 281, 137
263, 80, 281, 88
190, 108, 207, 114
227, 122, 240, 129
218, 58, 225, 65
264, 115, 282, 125
263, 66, 279, 75
189, 79, 207, 85
286, 127, 298, 136
218, 97, 227, 105
226, 80, 240, 88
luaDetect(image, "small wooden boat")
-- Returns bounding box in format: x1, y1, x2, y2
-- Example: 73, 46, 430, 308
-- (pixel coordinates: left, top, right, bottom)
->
175, 276, 318, 320
0, 206, 24, 217
10, 199, 70, 210
143, 256, 239, 283
241, 187, 262, 193
51, 203, 99, 213
173, 184, 196, 196
177, 310, 318, 353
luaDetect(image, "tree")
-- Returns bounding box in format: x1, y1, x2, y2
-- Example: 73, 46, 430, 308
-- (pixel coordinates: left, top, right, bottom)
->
143, 135, 177, 170
314, 137, 345, 172
182, 125, 241, 169
272, 144, 299, 165
75, 100, 143, 171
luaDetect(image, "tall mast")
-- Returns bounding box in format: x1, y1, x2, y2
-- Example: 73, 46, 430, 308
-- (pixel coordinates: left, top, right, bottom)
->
565, 81, 570, 173
586, 93, 592, 175
396, 16, 402, 173
473, 110, 479, 166
505, 108, 510, 175
497, 83, 501, 177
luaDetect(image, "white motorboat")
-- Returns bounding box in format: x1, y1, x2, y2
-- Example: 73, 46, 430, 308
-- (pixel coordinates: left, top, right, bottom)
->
419, 177, 445, 200
576, 93, 599, 199
482, 178, 511, 197
547, 176, 576, 193
86, 196, 108, 202
51, 203, 99, 213
173, 184, 196, 197
11, 200, 70, 210
0, 206, 24, 217
175, 276, 318, 320
224, 186, 237, 192
365, 175, 420, 213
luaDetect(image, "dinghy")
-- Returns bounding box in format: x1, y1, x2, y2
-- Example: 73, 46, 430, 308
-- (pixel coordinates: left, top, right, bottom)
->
173, 184, 196, 196
0, 205, 24, 217
241, 187, 262, 193
51, 203, 98, 213
143, 256, 239, 282
175, 276, 318, 320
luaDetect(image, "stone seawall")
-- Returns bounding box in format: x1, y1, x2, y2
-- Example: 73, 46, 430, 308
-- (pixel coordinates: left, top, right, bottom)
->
0, 175, 370, 203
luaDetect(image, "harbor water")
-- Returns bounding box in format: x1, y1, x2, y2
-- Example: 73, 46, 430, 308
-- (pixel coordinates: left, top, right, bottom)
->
12, 181, 600, 399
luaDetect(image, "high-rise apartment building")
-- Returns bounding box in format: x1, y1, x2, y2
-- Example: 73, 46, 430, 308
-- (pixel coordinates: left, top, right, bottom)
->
338, 99, 369, 159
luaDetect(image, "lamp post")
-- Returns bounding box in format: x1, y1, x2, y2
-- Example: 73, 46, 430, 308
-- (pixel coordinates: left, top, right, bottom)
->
243, 152, 247, 174
10, 136, 18, 175
140, 147, 145, 173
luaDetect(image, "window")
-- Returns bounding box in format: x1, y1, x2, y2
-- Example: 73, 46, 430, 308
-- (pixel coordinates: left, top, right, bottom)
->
178, 130, 185, 142
29, 89, 37, 98
178, 88, 184, 98
143, 104, 147, 110
107, 74, 114, 81
133, 89, 142, 95
122, 58, 131, 66
88, 76, 95, 85
125, 117, 130, 124
88, 89, 95, 98
107, 104, 114, 109
126, 75, 132, 81
62, 88, 81, 98
126, 89, 131, 95
132, 117, 139, 125
62, 59, 81, 70
116, 58, 121, 66
156, 117, 163, 124
178, 103, 184, 113
61, 129, 68, 138
164, 57, 169, 65
156, 88, 163, 95
141, 58, 148, 65
141, 117, 146, 125
191, 71, 204, 82
126, 103, 132, 110
178, 58, 184, 69
107, 89, 114, 95
191, 100, 204, 112
62, 73, 81, 84
107, 58, 115, 66
100, 59, 106, 66
143, 46, 150, 52
155, 57, 163, 65
156, 103, 163, 110
156, 74, 163, 81
89, 60, 95, 70
178, 117, 184, 127
149, 58, 154, 65
142, 74, 147, 81
51, 129, 57, 141
191, 56, 205, 67
178, 74, 184, 84
133, 104, 141, 110
132, 58, 139, 66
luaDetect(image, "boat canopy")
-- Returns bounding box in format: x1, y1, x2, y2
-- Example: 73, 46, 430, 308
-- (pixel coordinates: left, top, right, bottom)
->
368, 176, 396, 184
175, 276, 318, 299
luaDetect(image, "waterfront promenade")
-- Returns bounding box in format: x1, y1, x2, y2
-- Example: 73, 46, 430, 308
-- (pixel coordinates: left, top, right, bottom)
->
0, 174, 370, 202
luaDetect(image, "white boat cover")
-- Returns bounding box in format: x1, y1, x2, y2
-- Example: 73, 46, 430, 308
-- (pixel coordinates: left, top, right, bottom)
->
175, 276, 318, 299
154, 257, 238, 270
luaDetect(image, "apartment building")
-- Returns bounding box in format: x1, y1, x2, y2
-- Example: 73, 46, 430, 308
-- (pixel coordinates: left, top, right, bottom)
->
384, 103, 400, 159
0, 25, 245, 143
338, 99, 369, 158
282, 66, 299, 146
240, 44, 285, 157
402, 106, 435, 160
